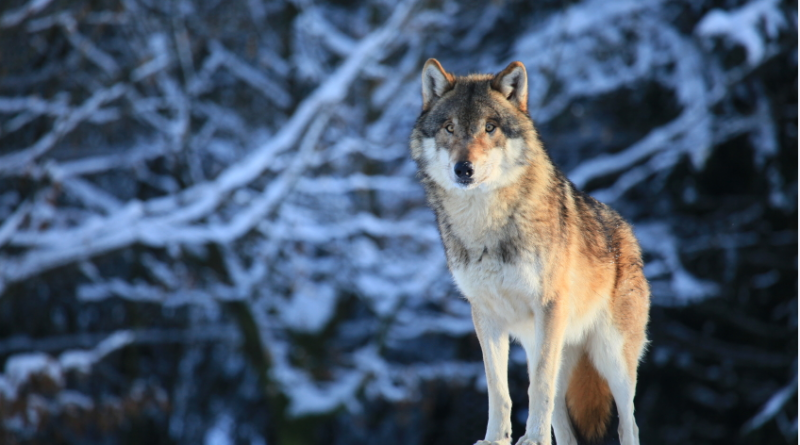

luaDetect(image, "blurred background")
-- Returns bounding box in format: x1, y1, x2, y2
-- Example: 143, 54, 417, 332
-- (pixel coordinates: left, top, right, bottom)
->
0, 0, 796, 444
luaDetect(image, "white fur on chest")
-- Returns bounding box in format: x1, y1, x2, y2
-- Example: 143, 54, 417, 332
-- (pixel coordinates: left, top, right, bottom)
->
443, 190, 543, 325
453, 257, 599, 347
452, 259, 542, 325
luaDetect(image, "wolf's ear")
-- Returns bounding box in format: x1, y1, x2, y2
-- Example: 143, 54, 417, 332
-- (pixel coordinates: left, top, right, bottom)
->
421, 58, 454, 111
492, 61, 528, 112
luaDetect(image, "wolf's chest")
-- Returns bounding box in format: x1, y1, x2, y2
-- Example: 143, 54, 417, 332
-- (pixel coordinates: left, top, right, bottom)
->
446, 223, 542, 316
436, 189, 543, 318
450, 251, 542, 322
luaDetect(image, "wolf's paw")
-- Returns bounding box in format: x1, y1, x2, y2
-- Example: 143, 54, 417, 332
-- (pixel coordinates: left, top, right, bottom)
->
513, 438, 542, 445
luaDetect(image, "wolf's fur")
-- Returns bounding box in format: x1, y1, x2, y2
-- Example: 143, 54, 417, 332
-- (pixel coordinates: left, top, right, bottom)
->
410, 59, 650, 445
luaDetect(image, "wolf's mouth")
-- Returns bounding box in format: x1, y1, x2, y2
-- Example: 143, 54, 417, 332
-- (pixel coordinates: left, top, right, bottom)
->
453, 177, 479, 190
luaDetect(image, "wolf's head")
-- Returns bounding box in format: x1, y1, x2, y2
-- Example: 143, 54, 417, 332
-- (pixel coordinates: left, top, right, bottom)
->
410, 59, 541, 191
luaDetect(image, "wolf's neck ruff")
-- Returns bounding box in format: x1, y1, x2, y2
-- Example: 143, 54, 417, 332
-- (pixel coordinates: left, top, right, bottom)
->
419, 159, 553, 268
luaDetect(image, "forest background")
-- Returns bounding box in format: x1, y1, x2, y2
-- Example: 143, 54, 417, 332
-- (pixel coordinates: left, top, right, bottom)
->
0, 0, 796, 444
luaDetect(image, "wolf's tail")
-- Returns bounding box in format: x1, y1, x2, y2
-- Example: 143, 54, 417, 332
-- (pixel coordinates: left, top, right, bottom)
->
566, 351, 613, 442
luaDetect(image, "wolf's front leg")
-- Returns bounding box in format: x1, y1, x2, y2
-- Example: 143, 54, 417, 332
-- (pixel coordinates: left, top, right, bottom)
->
472, 307, 512, 445
517, 301, 568, 445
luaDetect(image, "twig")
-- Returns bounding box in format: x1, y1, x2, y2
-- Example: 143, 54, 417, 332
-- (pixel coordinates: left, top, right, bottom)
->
59, 14, 120, 77
0, 0, 54, 28
60, 177, 122, 214
742, 375, 799, 434
0, 202, 31, 248
0, 83, 127, 176
210, 40, 292, 109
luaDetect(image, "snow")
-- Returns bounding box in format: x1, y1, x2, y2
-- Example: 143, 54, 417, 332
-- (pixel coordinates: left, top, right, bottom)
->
282, 281, 338, 333
57, 390, 95, 410
0, 376, 14, 400
636, 223, 720, 305
283, 370, 362, 417
204, 414, 235, 445
696, 0, 787, 66
0, 331, 134, 405
4, 352, 63, 389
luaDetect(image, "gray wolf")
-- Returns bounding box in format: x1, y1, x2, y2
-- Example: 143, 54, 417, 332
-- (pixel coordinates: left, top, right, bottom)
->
409, 59, 650, 445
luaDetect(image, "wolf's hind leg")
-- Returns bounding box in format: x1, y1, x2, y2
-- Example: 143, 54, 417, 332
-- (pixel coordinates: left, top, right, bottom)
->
552, 344, 580, 445
587, 322, 644, 445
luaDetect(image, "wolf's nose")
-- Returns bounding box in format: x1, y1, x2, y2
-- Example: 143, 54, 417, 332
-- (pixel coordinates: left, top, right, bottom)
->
454, 161, 474, 179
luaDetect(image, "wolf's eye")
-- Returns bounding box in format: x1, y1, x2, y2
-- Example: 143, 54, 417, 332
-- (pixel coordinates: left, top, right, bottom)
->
485, 123, 496, 133
445, 124, 454, 134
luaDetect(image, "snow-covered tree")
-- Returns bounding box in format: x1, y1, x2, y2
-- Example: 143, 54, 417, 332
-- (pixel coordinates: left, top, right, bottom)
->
0, 0, 795, 443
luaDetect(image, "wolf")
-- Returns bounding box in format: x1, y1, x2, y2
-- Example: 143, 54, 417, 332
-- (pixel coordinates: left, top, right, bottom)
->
409, 59, 650, 445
